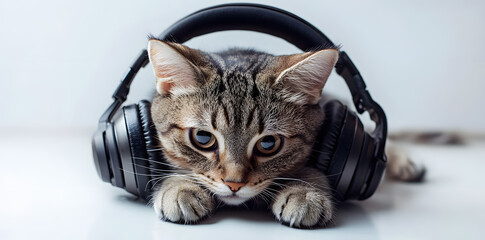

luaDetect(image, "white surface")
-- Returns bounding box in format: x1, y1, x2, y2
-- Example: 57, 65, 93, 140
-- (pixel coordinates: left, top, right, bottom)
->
1, 0, 485, 131
1, 129, 484, 240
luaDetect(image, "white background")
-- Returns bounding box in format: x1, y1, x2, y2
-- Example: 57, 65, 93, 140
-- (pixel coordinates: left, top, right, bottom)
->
1, 0, 485, 132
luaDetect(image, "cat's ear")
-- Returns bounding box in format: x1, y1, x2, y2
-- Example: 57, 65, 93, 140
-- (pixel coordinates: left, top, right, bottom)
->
148, 39, 201, 96
275, 49, 339, 104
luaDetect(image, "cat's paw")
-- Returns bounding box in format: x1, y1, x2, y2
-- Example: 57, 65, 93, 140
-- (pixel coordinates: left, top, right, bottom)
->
153, 183, 214, 223
272, 186, 333, 228
389, 157, 426, 182
387, 146, 426, 182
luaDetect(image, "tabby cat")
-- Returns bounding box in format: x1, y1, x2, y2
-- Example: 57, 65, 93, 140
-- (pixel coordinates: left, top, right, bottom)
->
147, 39, 424, 228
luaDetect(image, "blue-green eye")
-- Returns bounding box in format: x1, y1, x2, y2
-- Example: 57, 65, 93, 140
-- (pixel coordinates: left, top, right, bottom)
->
256, 135, 282, 155
190, 129, 217, 150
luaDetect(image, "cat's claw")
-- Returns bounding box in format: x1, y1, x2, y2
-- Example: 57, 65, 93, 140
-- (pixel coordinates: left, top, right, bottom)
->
153, 184, 214, 223
272, 186, 333, 228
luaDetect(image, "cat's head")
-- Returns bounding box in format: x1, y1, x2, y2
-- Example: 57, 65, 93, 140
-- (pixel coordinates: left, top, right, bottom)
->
148, 39, 338, 205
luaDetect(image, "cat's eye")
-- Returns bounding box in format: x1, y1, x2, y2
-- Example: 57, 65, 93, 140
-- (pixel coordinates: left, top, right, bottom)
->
255, 135, 282, 156
190, 128, 217, 150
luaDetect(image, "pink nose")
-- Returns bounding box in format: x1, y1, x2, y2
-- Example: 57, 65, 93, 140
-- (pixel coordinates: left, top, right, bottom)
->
225, 181, 246, 192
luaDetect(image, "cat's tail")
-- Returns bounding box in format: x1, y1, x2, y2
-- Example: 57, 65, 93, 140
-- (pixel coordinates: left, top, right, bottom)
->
386, 130, 483, 182
387, 130, 485, 145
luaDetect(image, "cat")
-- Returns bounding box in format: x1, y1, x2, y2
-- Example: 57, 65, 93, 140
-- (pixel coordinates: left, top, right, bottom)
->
146, 39, 425, 228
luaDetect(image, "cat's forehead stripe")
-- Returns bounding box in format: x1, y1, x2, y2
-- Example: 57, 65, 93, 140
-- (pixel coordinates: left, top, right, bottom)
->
258, 110, 265, 134
245, 106, 257, 128
221, 105, 230, 126
211, 111, 217, 130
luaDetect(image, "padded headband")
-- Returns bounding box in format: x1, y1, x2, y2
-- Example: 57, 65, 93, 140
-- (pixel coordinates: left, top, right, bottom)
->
102, 3, 387, 162
158, 3, 333, 51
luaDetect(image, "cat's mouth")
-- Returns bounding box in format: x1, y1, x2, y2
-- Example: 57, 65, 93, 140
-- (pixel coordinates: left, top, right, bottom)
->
217, 193, 249, 205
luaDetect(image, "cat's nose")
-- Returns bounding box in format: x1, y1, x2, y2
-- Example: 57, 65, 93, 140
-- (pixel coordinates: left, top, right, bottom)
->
224, 181, 246, 192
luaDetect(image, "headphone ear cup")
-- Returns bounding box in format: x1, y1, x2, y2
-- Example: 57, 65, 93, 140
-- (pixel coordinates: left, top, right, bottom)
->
105, 117, 126, 189
313, 100, 368, 201
122, 103, 150, 198
313, 100, 378, 201
137, 100, 167, 191
312, 100, 347, 185
116, 100, 167, 200
345, 132, 375, 200
124, 100, 168, 200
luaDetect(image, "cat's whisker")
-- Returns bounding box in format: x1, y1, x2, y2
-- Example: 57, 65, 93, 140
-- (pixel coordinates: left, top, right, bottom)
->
273, 177, 317, 188
263, 187, 281, 195
296, 174, 330, 180
274, 175, 339, 192
262, 186, 278, 196
147, 176, 171, 191
146, 173, 200, 191
118, 166, 190, 182
178, 174, 204, 182
260, 194, 275, 205
268, 181, 286, 189
256, 194, 270, 205
195, 177, 211, 185
261, 196, 272, 205
259, 189, 277, 202
146, 148, 164, 152
324, 171, 344, 178
195, 182, 213, 194
216, 199, 225, 209
131, 163, 187, 174
118, 168, 164, 177
132, 157, 179, 168
275, 176, 338, 194
131, 157, 183, 169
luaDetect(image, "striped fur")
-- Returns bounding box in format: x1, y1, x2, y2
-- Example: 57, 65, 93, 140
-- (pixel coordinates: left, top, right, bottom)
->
149, 40, 337, 228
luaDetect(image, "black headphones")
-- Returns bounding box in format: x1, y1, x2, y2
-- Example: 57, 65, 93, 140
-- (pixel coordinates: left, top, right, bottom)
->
92, 3, 388, 202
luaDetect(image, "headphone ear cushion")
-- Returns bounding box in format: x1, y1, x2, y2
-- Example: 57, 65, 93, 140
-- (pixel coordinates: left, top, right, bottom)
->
312, 100, 347, 179
137, 100, 167, 195
122, 103, 150, 197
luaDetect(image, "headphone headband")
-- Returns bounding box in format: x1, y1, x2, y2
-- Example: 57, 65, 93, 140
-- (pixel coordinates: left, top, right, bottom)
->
96, 3, 387, 185
159, 4, 333, 51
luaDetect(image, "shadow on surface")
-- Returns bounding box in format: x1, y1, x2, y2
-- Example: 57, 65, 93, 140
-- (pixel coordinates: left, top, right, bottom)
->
113, 177, 424, 231
199, 202, 275, 225
332, 202, 374, 229
116, 194, 149, 206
